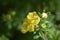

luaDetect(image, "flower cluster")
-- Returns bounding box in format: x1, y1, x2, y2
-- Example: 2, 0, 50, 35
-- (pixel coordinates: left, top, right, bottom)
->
20, 11, 40, 34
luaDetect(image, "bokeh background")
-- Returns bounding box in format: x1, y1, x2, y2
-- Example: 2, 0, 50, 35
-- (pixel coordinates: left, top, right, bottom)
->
0, 0, 60, 40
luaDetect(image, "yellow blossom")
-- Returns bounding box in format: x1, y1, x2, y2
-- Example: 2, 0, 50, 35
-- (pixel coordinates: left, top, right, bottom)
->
20, 11, 40, 34
41, 24, 46, 28
42, 12, 48, 18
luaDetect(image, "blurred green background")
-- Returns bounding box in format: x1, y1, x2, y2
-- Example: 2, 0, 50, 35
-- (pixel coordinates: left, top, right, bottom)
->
0, 0, 60, 40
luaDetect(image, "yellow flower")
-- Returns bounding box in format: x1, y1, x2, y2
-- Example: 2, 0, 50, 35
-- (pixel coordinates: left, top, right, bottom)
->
41, 24, 46, 28
20, 11, 40, 34
27, 11, 40, 25
42, 12, 48, 18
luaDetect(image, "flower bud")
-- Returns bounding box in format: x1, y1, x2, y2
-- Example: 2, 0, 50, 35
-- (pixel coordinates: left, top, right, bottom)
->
42, 12, 48, 18
41, 24, 46, 28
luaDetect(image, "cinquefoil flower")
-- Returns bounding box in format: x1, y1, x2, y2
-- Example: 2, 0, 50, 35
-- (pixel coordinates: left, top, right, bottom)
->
20, 11, 40, 34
